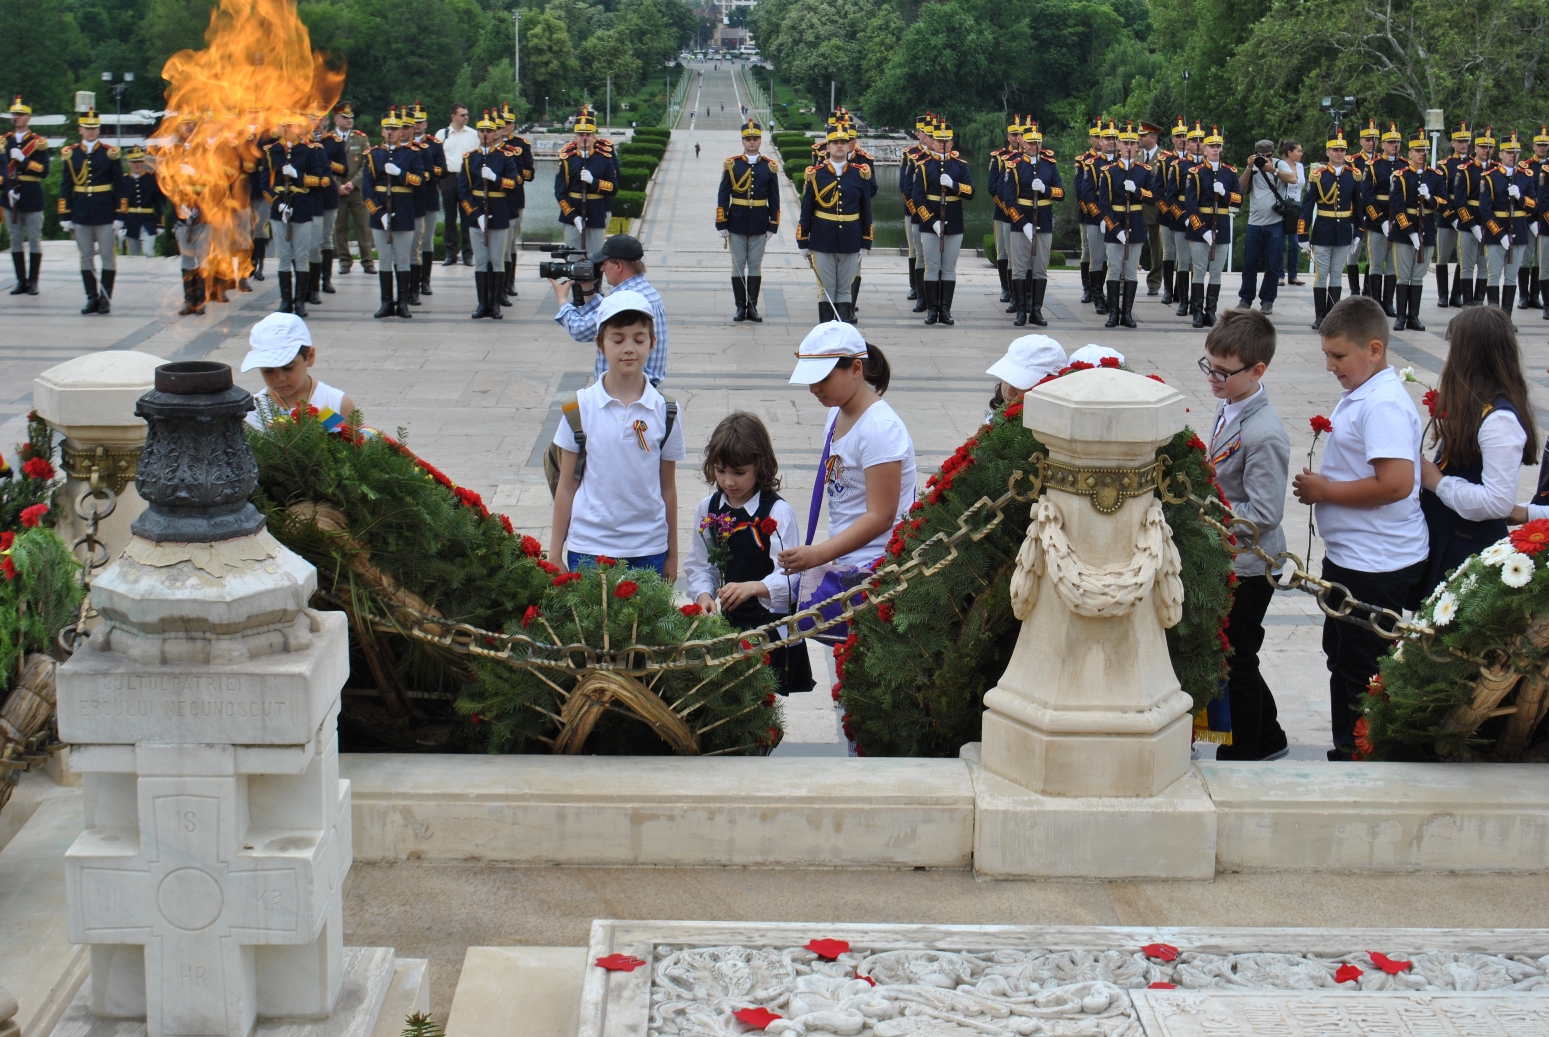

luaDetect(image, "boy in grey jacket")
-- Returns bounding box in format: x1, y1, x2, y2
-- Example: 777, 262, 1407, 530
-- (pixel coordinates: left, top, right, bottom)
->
1202, 309, 1291, 759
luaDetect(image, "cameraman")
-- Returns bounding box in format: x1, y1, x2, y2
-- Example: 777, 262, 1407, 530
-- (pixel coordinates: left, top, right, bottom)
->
1237, 139, 1298, 313
550, 233, 669, 385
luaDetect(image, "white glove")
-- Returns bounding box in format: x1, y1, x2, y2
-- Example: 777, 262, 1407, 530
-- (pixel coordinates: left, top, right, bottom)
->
8, 148, 23, 162
115, 226, 126, 242
477, 214, 487, 231
1381, 221, 1390, 237
932, 219, 943, 236
1473, 224, 1484, 242
276, 203, 291, 222
179, 163, 197, 177
481, 165, 497, 182
1301, 240, 1313, 255
282, 163, 298, 178
939, 173, 954, 189
1533, 223, 1542, 237
1030, 177, 1046, 193
1203, 229, 1214, 246
61, 220, 73, 233
384, 162, 401, 176
1117, 229, 1128, 244
1124, 179, 1136, 194
718, 228, 729, 238
1509, 184, 1521, 200
766, 230, 777, 240
113, 220, 124, 230
573, 215, 585, 232
1502, 234, 1512, 250
6, 190, 16, 206
1023, 223, 1035, 240
798, 247, 810, 259
580, 168, 595, 185
1411, 232, 1422, 250
1418, 183, 1431, 199
1213, 180, 1226, 197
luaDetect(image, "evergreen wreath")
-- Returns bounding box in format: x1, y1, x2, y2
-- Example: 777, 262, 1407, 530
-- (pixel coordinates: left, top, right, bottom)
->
1366, 521, 1549, 762
836, 363, 1235, 758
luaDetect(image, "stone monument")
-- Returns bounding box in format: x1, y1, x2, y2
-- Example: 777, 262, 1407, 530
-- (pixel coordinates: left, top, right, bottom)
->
972, 368, 1215, 879
52, 362, 404, 1037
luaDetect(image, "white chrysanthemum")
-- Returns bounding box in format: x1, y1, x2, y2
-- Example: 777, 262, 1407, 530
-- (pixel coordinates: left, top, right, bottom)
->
1399, 366, 1416, 382
1431, 591, 1459, 627
1393, 641, 1406, 663
1502, 553, 1535, 588
1458, 573, 1479, 598
1480, 541, 1516, 567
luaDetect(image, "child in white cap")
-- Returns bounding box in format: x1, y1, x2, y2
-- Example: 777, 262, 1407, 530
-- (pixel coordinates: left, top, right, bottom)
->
987, 334, 1067, 415
241, 312, 357, 429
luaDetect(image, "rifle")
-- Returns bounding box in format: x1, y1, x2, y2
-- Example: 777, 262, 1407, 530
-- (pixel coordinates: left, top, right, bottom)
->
1208, 167, 1219, 265
282, 141, 295, 244
482, 152, 493, 278
1122, 166, 1133, 270
935, 147, 946, 284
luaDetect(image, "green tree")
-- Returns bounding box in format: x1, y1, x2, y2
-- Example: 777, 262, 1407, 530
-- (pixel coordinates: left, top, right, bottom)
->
521, 9, 578, 109
862, 2, 993, 126
577, 27, 643, 96
0, 0, 85, 114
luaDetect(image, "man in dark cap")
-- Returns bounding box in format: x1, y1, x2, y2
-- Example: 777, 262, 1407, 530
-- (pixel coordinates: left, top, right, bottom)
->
550, 233, 669, 386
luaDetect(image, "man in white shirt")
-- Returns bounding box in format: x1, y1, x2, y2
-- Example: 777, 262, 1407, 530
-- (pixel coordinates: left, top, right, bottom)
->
436, 104, 480, 266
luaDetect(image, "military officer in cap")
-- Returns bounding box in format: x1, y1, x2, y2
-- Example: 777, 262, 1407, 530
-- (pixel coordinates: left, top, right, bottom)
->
1151, 119, 1186, 305
409, 102, 445, 305
1434, 121, 1472, 307
459, 109, 520, 320
900, 113, 930, 305
1072, 120, 1103, 307
1388, 127, 1447, 332
1298, 129, 1360, 330
797, 123, 872, 323
1000, 121, 1062, 327
910, 119, 972, 326
1078, 120, 1119, 314
1168, 121, 1205, 315
1182, 124, 1240, 327
498, 105, 535, 306
1535, 129, 1549, 319
364, 107, 426, 319
1478, 129, 1533, 317
332, 103, 374, 277
1455, 126, 1497, 305
3, 95, 49, 296
1519, 126, 1548, 309
1097, 121, 1155, 328
716, 118, 780, 322
1137, 122, 1166, 295
844, 119, 875, 314
989, 114, 1021, 308
58, 108, 126, 315
1361, 122, 1403, 315
264, 111, 329, 316
302, 107, 338, 305
1347, 118, 1381, 298
556, 107, 617, 255
120, 147, 164, 256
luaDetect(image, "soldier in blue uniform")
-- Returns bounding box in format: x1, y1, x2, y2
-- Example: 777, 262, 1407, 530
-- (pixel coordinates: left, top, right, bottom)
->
556, 107, 617, 255
843, 115, 876, 316
899, 114, 930, 305
1298, 130, 1361, 330
716, 118, 780, 323
1362, 123, 1403, 315
1478, 130, 1533, 318
796, 125, 872, 324
1534, 128, 1549, 321
1168, 122, 1205, 316
1153, 118, 1188, 306
3, 95, 49, 296
1435, 121, 1472, 307
1097, 121, 1155, 329
1388, 128, 1447, 332
459, 110, 520, 321
988, 114, 1021, 308
498, 104, 535, 306
296, 108, 334, 306
1000, 121, 1062, 327
315, 107, 348, 297
408, 102, 444, 305
910, 120, 973, 326
264, 111, 330, 316
241, 111, 274, 286
1182, 125, 1240, 328
365, 107, 426, 319
58, 109, 126, 315
1348, 119, 1381, 299
120, 147, 164, 256
1077, 120, 1118, 314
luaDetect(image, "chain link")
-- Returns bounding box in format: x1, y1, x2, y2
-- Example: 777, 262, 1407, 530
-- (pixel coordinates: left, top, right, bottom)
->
58, 471, 114, 655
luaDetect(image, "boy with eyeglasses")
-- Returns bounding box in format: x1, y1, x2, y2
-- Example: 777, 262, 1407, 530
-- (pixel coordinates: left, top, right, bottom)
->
1201, 308, 1291, 760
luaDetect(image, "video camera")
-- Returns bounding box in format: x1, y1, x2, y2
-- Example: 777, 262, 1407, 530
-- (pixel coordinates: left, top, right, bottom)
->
538, 249, 597, 283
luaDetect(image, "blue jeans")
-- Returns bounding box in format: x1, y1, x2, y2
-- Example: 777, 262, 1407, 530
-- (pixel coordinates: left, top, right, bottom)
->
1238, 223, 1284, 305
1284, 227, 1302, 280
567, 551, 667, 577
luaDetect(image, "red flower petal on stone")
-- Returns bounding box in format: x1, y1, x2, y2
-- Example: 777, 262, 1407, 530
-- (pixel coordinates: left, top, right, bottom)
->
594, 953, 647, 972
856, 973, 876, 986
1142, 943, 1180, 962
805, 938, 850, 961
732, 1007, 782, 1028
1335, 963, 1362, 983
1148, 982, 1177, 989
1369, 951, 1412, 975
1147, 373, 1166, 383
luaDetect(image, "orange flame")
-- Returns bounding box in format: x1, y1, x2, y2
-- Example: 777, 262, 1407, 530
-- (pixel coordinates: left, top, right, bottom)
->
151, 0, 344, 287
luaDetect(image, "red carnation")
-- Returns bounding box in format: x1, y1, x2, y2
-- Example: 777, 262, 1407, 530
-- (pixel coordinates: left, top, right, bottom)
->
521, 535, 543, 557
1367, 673, 1386, 698
1, 557, 14, 581
21, 456, 54, 480
1353, 716, 1375, 758
1186, 434, 1208, 454
1309, 414, 1333, 435
614, 580, 638, 599
468, 712, 484, 725
19, 503, 49, 528
1421, 388, 1439, 416
1098, 356, 1122, 368
680, 603, 703, 617
758, 516, 779, 536
1147, 373, 1166, 383
596, 555, 617, 566
521, 605, 540, 628
537, 559, 560, 575
1510, 519, 1549, 556
0, 530, 12, 550
877, 602, 895, 623
552, 571, 581, 587
1034, 373, 1060, 386
1066, 360, 1095, 371
909, 501, 924, 514
500, 514, 515, 535
1004, 401, 1024, 419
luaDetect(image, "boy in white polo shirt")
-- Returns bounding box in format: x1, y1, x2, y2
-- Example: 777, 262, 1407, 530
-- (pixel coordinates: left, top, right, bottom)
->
1292, 295, 1427, 760
549, 289, 687, 578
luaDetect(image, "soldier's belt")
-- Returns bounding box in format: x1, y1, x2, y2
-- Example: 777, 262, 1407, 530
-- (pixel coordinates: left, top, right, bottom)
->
566, 191, 596, 199
1108, 204, 1141, 212
1317, 208, 1353, 218
275, 186, 310, 193
924, 193, 961, 202
125, 207, 156, 214
815, 211, 859, 222
471, 190, 506, 198
1015, 198, 1055, 206
1375, 194, 1390, 201
374, 186, 414, 194
78, 184, 114, 194
1402, 208, 1420, 216
16, 175, 41, 182
1494, 210, 1515, 218
730, 198, 768, 207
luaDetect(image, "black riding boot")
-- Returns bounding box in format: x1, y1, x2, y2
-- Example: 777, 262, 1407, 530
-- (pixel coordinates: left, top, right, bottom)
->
307, 261, 323, 304
851, 276, 861, 316
396, 271, 413, 317
374, 272, 395, 318
1174, 270, 1191, 316
1104, 281, 1122, 328
322, 249, 336, 293
1381, 274, 1397, 317
998, 258, 1010, 303
923, 281, 939, 325
1079, 261, 1092, 303
1190, 283, 1206, 328
938, 281, 956, 325
819, 300, 836, 323
406, 265, 422, 306
746, 277, 763, 322
1012, 278, 1027, 327
1393, 284, 1409, 331
1329, 286, 1343, 306
1029, 278, 1048, 326
420, 252, 434, 296
1204, 284, 1221, 326
732, 278, 748, 321
1120, 280, 1137, 328
1502, 285, 1516, 321
912, 270, 928, 312
9, 253, 27, 295
1475, 278, 1487, 305
501, 260, 515, 304
291, 270, 308, 317
906, 258, 918, 300
1486, 285, 1501, 308
26, 251, 40, 295
79, 270, 99, 314
251, 237, 267, 281
1311, 287, 1328, 330
1160, 259, 1175, 304
1092, 267, 1109, 314
1407, 282, 1425, 331
1347, 265, 1360, 297
1449, 266, 1465, 306
1529, 268, 1542, 307
278, 271, 294, 313
471, 272, 490, 319
487, 269, 504, 320
98, 270, 114, 315
1436, 265, 1450, 308
1519, 267, 1538, 308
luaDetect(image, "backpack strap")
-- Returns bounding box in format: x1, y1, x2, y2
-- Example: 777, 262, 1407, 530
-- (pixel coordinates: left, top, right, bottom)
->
659, 393, 678, 451
560, 392, 586, 480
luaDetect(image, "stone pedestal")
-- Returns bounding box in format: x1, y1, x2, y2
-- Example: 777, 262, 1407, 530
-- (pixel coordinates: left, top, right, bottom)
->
34, 353, 166, 566
976, 369, 1212, 878
54, 362, 357, 1037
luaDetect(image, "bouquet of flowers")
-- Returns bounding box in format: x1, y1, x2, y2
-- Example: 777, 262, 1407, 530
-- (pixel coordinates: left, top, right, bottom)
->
698, 512, 781, 579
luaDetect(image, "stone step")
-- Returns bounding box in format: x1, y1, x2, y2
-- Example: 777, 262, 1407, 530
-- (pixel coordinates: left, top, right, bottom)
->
445, 948, 585, 1037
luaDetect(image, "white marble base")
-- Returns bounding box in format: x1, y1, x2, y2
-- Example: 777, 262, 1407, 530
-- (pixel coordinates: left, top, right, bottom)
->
446, 947, 586, 1037
48, 948, 420, 1037
1134, 989, 1549, 1036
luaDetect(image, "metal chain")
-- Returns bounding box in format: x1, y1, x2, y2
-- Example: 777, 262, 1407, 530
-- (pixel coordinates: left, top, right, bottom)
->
57, 471, 115, 655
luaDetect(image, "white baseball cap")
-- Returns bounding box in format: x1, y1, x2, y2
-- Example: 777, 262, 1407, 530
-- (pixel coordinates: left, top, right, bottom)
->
593, 289, 654, 330
241, 312, 312, 372
987, 335, 1067, 390
789, 321, 867, 384
1069, 344, 1125, 367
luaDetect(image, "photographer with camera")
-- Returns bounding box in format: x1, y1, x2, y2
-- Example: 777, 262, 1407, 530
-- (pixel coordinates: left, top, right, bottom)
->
549, 233, 668, 386
1236, 139, 1298, 314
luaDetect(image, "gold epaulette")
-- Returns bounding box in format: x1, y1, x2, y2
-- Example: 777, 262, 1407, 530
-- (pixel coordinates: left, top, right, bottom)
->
1223, 162, 1237, 172
724, 156, 738, 169
106, 145, 120, 159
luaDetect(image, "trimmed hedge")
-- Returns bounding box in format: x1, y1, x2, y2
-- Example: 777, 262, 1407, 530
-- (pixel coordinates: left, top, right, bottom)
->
773, 132, 813, 148
617, 141, 665, 162
614, 190, 647, 218
633, 127, 671, 141
982, 233, 996, 263
784, 159, 809, 184
617, 168, 651, 192
620, 155, 659, 175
